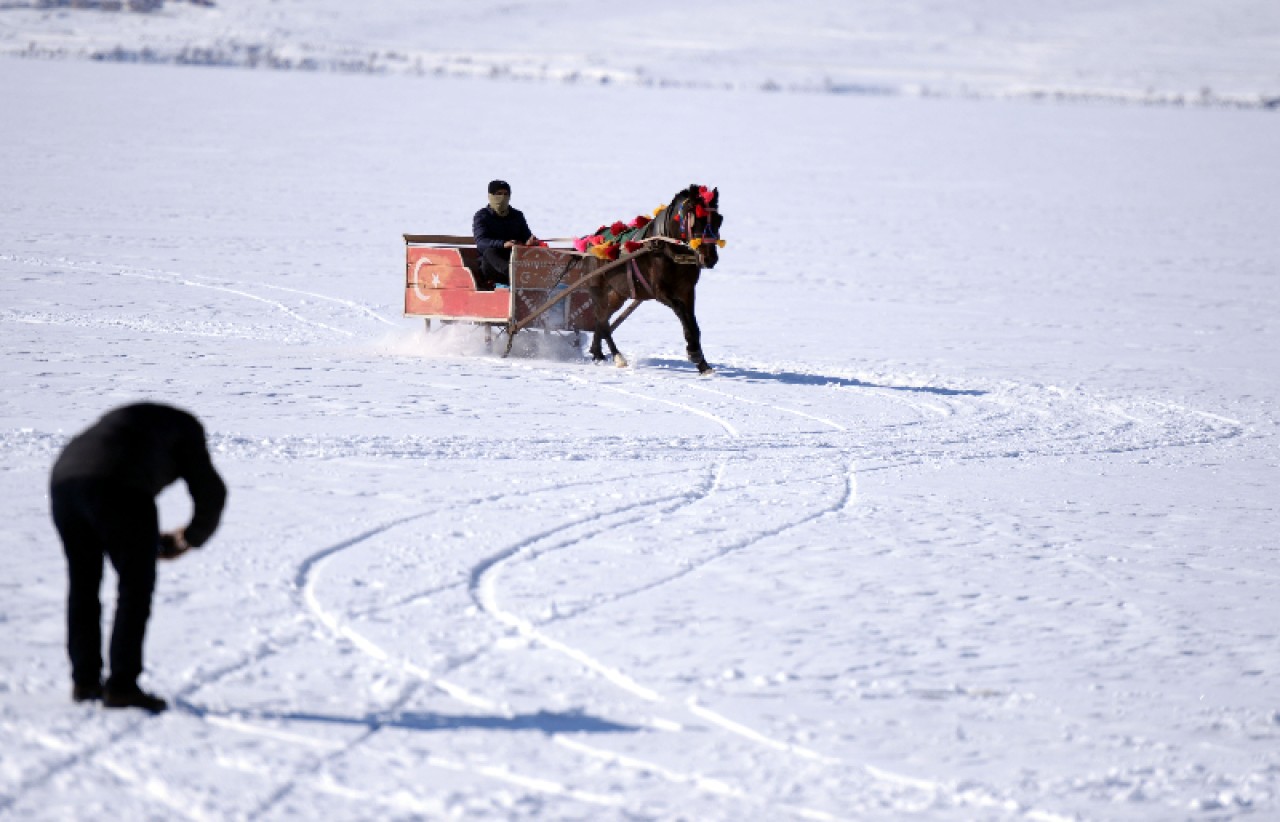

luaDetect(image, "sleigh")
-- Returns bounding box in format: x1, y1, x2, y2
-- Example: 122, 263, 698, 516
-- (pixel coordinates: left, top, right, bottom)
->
404, 187, 721, 371
402, 234, 654, 354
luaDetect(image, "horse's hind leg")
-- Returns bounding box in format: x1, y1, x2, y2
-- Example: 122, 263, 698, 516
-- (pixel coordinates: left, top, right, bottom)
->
587, 287, 608, 363
588, 327, 606, 362
597, 324, 627, 368
588, 326, 627, 367
589, 288, 628, 367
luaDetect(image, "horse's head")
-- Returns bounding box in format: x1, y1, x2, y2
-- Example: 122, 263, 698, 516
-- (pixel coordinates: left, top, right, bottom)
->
672, 184, 723, 269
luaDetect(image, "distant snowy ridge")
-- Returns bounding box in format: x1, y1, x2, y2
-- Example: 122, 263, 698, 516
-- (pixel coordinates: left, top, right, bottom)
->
2, 0, 1278, 109
6, 40, 1278, 110
0, 0, 211, 10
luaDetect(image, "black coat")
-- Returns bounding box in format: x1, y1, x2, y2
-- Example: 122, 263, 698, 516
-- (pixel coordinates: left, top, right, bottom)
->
473, 206, 533, 251
51, 403, 227, 546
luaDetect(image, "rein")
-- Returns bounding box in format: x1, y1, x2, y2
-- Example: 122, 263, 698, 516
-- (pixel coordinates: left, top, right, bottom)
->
626, 257, 654, 299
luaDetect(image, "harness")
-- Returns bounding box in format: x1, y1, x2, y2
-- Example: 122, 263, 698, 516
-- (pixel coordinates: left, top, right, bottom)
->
571, 187, 723, 270
626, 256, 654, 299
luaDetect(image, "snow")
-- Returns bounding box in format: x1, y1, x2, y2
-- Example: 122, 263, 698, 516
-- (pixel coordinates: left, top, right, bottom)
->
2, 3, 1280, 819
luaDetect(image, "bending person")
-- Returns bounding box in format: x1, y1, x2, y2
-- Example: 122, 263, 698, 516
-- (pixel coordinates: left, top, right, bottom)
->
50, 402, 227, 713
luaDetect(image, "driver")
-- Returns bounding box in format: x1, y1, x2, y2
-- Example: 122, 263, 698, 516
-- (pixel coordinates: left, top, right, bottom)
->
472, 179, 539, 288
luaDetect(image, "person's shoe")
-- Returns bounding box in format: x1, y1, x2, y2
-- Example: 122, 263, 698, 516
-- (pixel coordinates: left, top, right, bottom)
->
71, 682, 103, 703
103, 684, 167, 714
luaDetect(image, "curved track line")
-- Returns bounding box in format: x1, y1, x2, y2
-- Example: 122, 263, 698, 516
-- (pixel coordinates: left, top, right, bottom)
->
560, 371, 741, 438
554, 736, 847, 821
685, 698, 839, 765
468, 475, 721, 703
242, 680, 424, 820
201, 714, 346, 751
549, 456, 856, 624
295, 512, 499, 711
112, 259, 397, 328
249, 280, 398, 327
95, 759, 211, 822
3, 253, 396, 332
295, 741, 631, 812
0, 715, 151, 815
687, 382, 848, 432
115, 270, 356, 338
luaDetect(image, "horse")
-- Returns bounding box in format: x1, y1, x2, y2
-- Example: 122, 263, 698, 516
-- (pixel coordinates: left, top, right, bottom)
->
582, 184, 724, 375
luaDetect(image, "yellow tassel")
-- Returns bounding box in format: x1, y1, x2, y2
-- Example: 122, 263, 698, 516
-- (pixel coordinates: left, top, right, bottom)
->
653, 204, 666, 216
689, 238, 702, 250
589, 245, 610, 260
717, 239, 727, 248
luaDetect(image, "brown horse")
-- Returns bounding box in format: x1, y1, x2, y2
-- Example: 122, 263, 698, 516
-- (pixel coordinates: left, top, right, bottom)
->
586, 184, 723, 374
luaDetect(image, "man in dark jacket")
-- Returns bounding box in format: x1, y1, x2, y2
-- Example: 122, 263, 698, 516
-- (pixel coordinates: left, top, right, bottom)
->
472, 179, 539, 287
50, 402, 227, 713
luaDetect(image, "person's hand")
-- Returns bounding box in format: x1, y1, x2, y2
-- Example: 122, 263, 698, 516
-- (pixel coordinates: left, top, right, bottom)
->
525, 236, 540, 246
503, 240, 516, 249
157, 530, 191, 561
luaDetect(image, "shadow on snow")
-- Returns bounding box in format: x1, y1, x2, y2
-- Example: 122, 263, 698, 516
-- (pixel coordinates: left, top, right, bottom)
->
177, 699, 643, 735
642, 358, 986, 396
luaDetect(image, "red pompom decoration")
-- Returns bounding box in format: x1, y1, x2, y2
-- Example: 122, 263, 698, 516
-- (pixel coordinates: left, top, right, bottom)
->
698, 186, 713, 204
695, 205, 707, 218
610, 221, 628, 235
623, 240, 644, 253
629, 215, 650, 229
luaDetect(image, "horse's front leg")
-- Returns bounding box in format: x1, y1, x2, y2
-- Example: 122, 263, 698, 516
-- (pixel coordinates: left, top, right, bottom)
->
669, 298, 711, 374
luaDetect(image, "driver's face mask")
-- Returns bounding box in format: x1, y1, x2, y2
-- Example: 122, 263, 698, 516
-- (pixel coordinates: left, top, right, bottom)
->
488, 193, 511, 215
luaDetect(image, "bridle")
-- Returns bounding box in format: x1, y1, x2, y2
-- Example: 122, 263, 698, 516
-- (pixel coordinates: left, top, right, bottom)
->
665, 193, 721, 251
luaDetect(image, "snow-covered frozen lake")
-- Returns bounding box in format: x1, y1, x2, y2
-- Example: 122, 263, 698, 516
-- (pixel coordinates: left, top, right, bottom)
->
2, 4, 1279, 819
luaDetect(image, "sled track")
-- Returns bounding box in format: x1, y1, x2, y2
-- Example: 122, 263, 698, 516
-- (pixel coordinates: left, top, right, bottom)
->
264, 367, 930, 818
279, 467, 863, 819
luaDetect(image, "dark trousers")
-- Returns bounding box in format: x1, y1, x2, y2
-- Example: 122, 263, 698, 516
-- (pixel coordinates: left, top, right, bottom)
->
479, 246, 513, 285
50, 478, 158, 691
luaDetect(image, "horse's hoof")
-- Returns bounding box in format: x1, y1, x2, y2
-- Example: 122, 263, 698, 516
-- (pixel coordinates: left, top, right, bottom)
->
614, 354, 629, 368
697, 364, 715, 376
